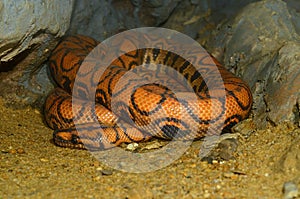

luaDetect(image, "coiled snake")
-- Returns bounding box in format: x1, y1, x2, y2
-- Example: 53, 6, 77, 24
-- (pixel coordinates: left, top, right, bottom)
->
45, 34, 252, 150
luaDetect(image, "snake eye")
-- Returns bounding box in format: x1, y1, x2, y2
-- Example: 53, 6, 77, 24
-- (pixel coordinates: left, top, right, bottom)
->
71, 134, 79, 144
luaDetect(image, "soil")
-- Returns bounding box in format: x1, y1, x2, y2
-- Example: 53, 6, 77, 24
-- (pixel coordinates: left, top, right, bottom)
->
0, 98, 299, 199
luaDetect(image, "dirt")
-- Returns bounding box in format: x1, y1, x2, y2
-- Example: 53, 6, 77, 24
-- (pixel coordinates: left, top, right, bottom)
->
0, 98, 299, 199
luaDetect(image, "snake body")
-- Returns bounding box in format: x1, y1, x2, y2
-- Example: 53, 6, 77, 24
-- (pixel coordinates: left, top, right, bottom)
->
45, 35, 252, 150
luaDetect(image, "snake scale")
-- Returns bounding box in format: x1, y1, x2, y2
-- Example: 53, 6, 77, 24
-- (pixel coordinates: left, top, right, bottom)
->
45, 34, 252, 150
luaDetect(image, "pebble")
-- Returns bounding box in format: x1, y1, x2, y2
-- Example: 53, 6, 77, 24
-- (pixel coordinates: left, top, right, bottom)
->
101, 169, 113, 176
223, 172, 235, 179
126, 143, 139, 151
34, 109, 41, 115
212, 160, 219, 164
96, 167, 103, 171
142, 141, 164, 150
40, 158, 49, 162
203, 192, 211, 198
7, 148, 25, 154
283, 181, 298, 199
1, 150, 9, 154
17, 148, 25, 154
8, 149, 16, 154
93, 176, 101, 181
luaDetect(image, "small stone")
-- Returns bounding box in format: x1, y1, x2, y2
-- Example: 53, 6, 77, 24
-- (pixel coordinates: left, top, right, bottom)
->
283, 181, 298, 199
223, 172, 234, 178
40, 158, 49, 162
101, 169, 113, 176
8, 149, 16, 154
190, 163, 197, 168
93, 176, 101, 181
126, 143, 139, 151
34, 109, 41, 115
17, 148, 25, 154
212, 160, 218, 164
1, 150, 9, 153
143, 141, 164, 150
203, 192, 211, 198
96, 167, 103, 171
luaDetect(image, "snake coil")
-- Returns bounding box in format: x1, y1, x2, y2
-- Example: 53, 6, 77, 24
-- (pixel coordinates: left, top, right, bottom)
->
45, 35, 252, 150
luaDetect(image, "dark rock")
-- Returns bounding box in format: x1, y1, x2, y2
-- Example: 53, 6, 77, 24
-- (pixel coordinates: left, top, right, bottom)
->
207, 0, 300, 128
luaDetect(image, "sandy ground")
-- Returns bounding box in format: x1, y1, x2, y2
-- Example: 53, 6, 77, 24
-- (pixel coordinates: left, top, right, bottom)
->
0, 98, 299, 199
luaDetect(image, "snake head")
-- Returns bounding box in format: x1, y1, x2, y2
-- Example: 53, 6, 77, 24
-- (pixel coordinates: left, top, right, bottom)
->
53, 129, 86, 149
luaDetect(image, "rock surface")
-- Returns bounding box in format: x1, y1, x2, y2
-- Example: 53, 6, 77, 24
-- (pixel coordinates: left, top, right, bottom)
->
0, 0, 73, 63
0, 0, 74, 107
207, 0, 300, 128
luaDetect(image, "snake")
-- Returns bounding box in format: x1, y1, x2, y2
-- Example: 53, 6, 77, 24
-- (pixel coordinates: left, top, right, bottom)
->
44, 34, 252, 150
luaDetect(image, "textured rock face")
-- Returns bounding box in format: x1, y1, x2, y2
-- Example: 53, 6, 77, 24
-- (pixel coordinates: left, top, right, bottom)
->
265, 42, 300, 125
0, 0, 74, 107
207, 0, 300, 127
0, 0, 74, 63
68, 0, 182, 41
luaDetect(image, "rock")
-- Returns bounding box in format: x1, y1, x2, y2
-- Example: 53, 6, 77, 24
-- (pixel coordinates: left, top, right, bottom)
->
265, 42, 300, 125
283, 182, 298, 199
167, 0, 258, 40
126, 143, 139, 151
276, 131, 300, 176
142, 140, 164, 150
0, 0, 213, 107
207, 0, 300, 128
0, 0, 73, 107
101, 169, 113, 176
0, 0, 73, 63
68, 0, 181, 41
198, 134, 239, 161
